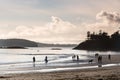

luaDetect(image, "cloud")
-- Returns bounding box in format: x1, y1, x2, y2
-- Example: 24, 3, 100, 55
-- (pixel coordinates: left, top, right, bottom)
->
96, 11, 120, 24
0, 11, 120, 44
83, 11, 120, 35
0, 16, 84, 44
47, 16, 77, 34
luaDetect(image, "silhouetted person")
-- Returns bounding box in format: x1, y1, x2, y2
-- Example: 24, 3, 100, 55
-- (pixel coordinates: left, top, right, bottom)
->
77, 55, 79, 61
45, 56, 48, 64
33, 57, 36, 63
98, 56, 102, 63
72, 55, 76, 61
98, 55, 102, 67
108, 54, 111, 61
95, 53, 99, 58
33, 57, 36, 67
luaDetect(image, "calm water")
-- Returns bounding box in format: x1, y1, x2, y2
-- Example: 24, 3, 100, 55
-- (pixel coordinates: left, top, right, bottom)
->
0, 47, 119, 74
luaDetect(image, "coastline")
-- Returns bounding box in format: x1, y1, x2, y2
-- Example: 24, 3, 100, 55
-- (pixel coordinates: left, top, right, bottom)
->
1, 66, 120, 80
0, 54, 120, 80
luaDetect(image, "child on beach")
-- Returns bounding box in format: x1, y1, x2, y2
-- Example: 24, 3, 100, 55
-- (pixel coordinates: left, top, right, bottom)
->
45, 56, 48, 64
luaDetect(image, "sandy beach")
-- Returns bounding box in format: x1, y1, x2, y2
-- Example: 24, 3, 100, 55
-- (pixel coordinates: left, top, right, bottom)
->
0, 66, 120, 80
0, 54, 120, 80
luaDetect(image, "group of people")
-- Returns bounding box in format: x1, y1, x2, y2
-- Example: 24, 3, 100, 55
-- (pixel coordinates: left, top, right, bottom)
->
32, 53, 111, 68
95, 53, 111, 67
95, 53, 102, 63
72, 55, 79, 61
72, 53, 111, 68
32, 56, 48, 65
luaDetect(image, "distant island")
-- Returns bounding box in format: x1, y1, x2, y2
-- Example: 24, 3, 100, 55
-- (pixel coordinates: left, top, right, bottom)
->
0, 46, 27, 49
51, 48, 62, 50
0, 39, 76, 49
74, 30, 120, 51
0, 39, 38, 48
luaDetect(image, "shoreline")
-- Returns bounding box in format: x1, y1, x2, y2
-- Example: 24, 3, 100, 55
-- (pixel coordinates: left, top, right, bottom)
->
1, 65, 120, 80
1, 63, 119, 74
0, 54, 120, 80
0, 55, 120, 73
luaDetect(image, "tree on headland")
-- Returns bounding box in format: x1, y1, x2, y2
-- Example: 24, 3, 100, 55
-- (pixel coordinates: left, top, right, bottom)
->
74, 30, 120, 51
87, 31, 90, 40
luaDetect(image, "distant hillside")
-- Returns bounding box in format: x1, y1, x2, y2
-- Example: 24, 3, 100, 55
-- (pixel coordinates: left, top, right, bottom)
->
0, 39, 38, 47
0, 39, 77, 48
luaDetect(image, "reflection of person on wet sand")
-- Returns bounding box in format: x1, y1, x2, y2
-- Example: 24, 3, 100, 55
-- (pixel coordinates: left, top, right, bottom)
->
45, 56, 48, 64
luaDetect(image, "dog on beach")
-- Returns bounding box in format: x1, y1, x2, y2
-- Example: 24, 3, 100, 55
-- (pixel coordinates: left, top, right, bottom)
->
88, 59, 93, 63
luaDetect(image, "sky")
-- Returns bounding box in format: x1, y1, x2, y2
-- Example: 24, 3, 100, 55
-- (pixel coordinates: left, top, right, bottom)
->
0, 0, 120, 44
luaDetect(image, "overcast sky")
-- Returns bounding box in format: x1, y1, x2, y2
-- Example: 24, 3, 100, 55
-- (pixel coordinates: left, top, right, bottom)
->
0, 0, 120, 44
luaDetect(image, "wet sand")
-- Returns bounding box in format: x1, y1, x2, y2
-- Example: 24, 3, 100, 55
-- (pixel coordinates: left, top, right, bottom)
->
0, 54, 120, 80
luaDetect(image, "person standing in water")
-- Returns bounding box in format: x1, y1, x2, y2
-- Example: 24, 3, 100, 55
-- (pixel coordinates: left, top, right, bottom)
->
108, 54, 111, 61
72, 55, 76, 61
77, 55, 79, 61
33, 57, 36, 62
45, 56, 48, 64
33, 57, 36, 67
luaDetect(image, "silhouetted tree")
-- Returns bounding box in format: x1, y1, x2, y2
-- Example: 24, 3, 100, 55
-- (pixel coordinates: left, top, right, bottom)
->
87, 31, 90, 40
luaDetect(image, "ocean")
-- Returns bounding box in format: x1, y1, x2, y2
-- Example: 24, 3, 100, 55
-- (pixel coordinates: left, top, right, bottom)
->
0, 47, 119, 74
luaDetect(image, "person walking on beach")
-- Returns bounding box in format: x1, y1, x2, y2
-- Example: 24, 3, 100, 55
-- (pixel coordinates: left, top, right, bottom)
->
33, 57, 36, 67
77, 55, 79, 61
98, 55, 102, 63
72, 55, 76, 61
45, 56, 48, 64
98, 55, 102, 67
108, 54, 111, 61
33, 57, 36, 63
95, 53, 99, 58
